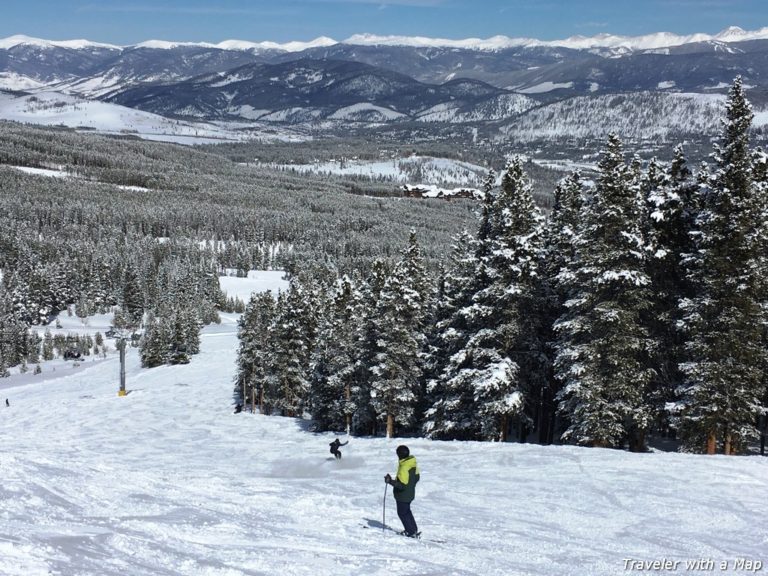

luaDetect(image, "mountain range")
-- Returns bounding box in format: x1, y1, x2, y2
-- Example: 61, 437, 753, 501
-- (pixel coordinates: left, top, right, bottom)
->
2, 27, 768, 141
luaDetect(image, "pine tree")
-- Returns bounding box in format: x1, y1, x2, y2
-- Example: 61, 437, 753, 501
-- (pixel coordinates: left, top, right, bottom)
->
42, 329, 54, 361
370, 267, 420, 438
121, 263, 145, 327
352, 260, 390, 435
310, 275, 360, 432
140, 313, 168, 368
236, 291, 275, 412
423, 230, 480, 439
642, 147, 698, 436
427, 170, 505, 441
424, 160, 545, 442
271, 283, 311, 417
370, 234, 431, 438
497, 159, 550, 442
555, 134, 654, 449
168, 313, 190, 365
477, 168, 497, 248
0, 284, 31, 369
752, 147, 768, 449
549, 171, 584, 295
677, 77, 767, 454
474, 158, 544, 441
181, 307, 201, 355
541, 171, 585, 443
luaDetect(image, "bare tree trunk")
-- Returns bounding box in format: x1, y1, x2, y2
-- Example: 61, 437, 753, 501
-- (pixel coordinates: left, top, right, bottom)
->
251, 387, 256, 414
386, 413, 394, 439
259, 387, 264, 414
629, 428, 647, 452
724, 432, 732, 455
500, 414, 508, 442
345, 383, 351, 435
706, 431, 717, 455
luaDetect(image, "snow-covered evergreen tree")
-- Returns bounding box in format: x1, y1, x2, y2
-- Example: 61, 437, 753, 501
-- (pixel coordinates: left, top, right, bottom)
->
424, 168, 502, 440
426, 159, 545, 442
235, 291, 275, 412
0, 284, 32, 370
351, 260, 389, 435
167, 313, 191, 365
310, 275, 360, 432
541, 170, 585, 443
555, 134, 654, 449
549, 171, 584, 297
677, 78, 768, 454
140, 313, 169, 368
370, 233, 431, 438
642, 147, 698, 434
472, 157, 544, 441
423, 230, 479, 439
139, 268, 203, 368
121, 263, 144, 326
42, 329, 54, 361
271, 282, 311, 417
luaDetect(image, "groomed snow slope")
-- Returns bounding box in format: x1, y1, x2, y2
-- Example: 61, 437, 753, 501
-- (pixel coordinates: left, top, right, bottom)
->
1, 279, 766, 575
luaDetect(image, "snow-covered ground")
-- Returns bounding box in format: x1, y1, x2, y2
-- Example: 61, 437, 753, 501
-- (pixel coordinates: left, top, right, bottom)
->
0, 91, 303, 144
9, 165, 70, 179
1, 274, 766, 576
218, 270, 289, 304
274, 155, 489, 188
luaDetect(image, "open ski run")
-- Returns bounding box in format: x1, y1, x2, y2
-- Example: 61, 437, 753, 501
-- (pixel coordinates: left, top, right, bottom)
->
0, 275, 766, 576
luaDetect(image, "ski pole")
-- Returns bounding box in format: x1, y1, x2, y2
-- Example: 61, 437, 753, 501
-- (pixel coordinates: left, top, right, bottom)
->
382, 481, 388, 532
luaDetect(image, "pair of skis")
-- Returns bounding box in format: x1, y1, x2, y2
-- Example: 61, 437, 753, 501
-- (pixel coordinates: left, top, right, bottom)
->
361, 523, 446, 544
372, 480, 446, 544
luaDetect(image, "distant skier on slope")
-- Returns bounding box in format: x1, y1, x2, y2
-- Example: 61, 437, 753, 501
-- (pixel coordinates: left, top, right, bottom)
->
329, 438, 348, 459
385, 445, 420, 538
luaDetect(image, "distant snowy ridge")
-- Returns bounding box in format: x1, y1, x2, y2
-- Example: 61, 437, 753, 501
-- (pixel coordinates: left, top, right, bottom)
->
500, 92, 734, 142
2, 26, 768, 53
0, 34, 336, 53
0, 34, 120, 50
344, 26, 768, 51
135, 37, 337, 52
0, 90, 296, 144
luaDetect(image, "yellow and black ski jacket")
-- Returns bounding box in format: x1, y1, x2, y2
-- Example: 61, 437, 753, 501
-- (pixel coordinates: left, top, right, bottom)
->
392, 455, 420, 503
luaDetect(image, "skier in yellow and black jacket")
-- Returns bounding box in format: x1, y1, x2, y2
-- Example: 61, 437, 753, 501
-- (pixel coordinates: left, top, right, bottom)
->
385, 445, 420, 537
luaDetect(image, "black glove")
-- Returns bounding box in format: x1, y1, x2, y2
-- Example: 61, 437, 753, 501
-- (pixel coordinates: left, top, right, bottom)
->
385, 474, 392, 485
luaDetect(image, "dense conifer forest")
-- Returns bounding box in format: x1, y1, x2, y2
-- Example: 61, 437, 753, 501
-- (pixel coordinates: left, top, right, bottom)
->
2, 79, 767, 455
234, 79, 768, 455
0, 121, 476, 371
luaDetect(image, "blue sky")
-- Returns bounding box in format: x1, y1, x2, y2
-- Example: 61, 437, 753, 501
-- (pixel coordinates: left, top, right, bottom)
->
1, 0, 766, 45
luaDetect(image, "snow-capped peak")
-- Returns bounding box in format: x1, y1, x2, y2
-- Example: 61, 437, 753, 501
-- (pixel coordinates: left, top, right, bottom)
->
343, 27, 768, 52
241, 36, 337, 52
714, 26, 754, 42
344, 33, 537, 50
134, 37, 337, 52
0, 34, 120, 50
2, 26, 768, 55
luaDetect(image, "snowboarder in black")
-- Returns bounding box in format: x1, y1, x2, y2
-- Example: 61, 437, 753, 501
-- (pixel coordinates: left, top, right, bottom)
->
385, 445, 420, 537
4, 399, 8, 407
329, 438, 348, 459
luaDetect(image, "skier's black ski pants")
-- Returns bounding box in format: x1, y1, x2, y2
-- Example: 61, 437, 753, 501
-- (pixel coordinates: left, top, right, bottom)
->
396, 500, 418, 535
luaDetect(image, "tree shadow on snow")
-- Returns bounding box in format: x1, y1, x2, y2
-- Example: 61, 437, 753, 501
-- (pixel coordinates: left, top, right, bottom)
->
292, 419, 321, 433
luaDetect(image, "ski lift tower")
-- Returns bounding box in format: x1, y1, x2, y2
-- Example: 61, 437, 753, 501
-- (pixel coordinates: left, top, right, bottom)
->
117, 334, 127, 397
111, 324, 134, 397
